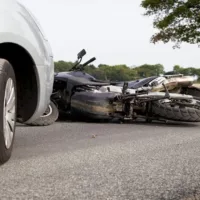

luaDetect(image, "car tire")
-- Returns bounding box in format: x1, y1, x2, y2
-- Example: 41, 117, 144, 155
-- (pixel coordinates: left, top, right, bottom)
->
0, 59, 17, 165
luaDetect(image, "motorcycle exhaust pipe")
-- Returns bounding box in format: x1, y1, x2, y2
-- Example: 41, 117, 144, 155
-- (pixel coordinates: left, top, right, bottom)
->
137, 92, 194, 100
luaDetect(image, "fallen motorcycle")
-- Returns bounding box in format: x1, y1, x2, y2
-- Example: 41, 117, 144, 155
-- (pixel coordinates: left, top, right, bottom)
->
115, 73, 200, 97
27, 49, 200, 125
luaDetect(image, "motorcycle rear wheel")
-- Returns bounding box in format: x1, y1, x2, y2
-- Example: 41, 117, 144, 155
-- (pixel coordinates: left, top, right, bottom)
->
152, 101, 200, 122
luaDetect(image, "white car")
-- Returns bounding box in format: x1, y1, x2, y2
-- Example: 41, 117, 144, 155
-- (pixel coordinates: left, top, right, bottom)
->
0, 0, 54, 164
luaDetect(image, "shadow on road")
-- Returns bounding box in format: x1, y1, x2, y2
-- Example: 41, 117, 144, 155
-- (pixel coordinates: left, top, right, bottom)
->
54, 118, 199, 128
16, 119, 199, 128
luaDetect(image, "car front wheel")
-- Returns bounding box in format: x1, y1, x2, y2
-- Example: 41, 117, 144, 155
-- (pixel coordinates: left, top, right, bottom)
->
0, 59, 17, 165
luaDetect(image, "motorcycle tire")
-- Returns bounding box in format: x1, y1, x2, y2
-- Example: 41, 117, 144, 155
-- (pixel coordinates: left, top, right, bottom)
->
152, 101, 200, 122
25, 101, 59, 126
182, 86, 200, 98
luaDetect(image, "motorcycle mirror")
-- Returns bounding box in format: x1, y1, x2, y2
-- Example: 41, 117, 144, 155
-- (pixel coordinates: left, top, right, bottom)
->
77, 49, 86, 59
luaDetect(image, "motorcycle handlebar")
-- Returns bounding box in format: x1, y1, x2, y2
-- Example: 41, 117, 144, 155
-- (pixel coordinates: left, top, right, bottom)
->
82, 57, 96, 66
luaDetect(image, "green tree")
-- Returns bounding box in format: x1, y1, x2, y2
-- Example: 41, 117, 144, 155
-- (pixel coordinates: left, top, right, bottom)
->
173, 65, 181, 73
141, 0, 200, 47
54, 61, 74, 72
134, 64, 165, 78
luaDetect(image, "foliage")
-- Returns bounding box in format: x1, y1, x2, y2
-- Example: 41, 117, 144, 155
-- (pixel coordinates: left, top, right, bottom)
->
54, 61, 165, 81
54, 60, 200, 82
141, 0, 200, 47
54, 61, 74, 72
172, 65, 200, 77
133, 64, 164, 78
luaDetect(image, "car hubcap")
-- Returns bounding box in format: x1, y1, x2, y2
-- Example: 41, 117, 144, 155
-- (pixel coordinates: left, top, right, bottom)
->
3, 78, 16, 149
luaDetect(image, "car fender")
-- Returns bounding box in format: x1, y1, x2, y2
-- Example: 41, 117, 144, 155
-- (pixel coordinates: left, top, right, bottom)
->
0, 0, 53, 66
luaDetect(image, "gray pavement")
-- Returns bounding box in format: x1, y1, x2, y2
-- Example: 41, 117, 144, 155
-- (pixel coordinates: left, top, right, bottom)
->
0, 120, 200, 200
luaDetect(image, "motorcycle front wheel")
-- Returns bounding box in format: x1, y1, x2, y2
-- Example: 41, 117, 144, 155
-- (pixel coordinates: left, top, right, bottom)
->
25, 101, 59, 126
152, 101, 200, 122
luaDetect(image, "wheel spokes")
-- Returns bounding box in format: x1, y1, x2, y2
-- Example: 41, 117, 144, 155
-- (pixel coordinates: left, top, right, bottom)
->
4, 121, 13, 148
5, 79, 12, 102
6, 80, 15, 109
3, 78, 16, 149
6, 111, 15, 131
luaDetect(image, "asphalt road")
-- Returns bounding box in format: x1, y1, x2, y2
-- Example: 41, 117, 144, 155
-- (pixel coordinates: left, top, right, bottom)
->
1, 120, 200, 200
